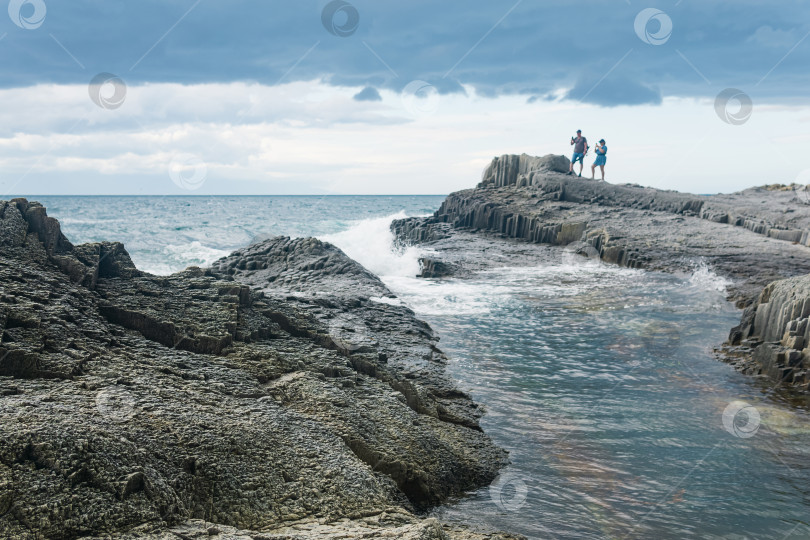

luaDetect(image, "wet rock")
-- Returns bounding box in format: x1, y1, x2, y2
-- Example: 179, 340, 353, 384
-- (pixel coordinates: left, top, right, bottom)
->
418, 258, 457, 278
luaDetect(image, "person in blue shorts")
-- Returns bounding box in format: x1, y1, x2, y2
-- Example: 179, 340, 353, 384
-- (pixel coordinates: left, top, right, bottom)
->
591, 139, 607, 181
568, 130, 588, 176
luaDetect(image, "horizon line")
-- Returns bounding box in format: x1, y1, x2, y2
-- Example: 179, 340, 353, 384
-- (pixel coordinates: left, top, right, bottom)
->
6, 193, 450, 198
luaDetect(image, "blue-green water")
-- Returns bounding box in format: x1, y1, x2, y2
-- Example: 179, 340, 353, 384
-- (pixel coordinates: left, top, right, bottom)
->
30, 195, 443, 275
30, 195, 810, 539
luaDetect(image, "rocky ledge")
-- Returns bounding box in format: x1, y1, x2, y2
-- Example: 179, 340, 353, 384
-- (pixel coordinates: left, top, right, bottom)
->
0, 199, 520, 539
392, 154, 810, 394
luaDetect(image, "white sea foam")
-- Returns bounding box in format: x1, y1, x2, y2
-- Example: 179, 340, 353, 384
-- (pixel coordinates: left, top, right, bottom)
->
320, 211, 422, 278
688, 260, 731, 295
320, 213, 499, 315
381, 276, 496, 316
317, 212, 737, 320
369, 296, 404, 306
139, 241, 231, 276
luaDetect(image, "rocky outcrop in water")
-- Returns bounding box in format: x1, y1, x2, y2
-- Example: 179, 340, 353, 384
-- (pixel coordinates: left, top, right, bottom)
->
394, 154, 810, 305
0, 199, 519, 539
725, 274, 810, 392
392, 154, 810, 392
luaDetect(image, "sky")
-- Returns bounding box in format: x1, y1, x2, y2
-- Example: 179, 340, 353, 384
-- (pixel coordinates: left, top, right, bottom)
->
0, 0, 809, 195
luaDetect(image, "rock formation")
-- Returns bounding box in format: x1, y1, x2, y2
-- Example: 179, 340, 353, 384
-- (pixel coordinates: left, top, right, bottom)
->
0, 199, 520, 539
392, 154, 810, 392
725, 274, 810, 391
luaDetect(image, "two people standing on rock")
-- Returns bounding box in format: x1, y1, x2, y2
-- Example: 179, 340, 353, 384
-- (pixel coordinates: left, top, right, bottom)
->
568, 130, 607, 181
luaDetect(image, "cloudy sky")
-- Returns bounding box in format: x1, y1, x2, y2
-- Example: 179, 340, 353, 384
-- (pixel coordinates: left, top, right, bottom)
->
1, 0, 809, 195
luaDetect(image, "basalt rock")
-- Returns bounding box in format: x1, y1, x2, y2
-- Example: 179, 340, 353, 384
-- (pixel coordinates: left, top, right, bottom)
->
392, 154, 810, 392
393, 155, 810, 306
0, 199, 519, 539
725, 274, 810, 392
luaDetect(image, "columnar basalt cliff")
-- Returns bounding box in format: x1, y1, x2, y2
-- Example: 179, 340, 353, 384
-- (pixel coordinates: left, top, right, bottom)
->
0, 199, 520, 539
725, 275, 810, 391
393, 154, 810, 393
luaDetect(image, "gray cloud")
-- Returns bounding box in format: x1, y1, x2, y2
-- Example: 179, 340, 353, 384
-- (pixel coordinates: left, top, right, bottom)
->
353, 86, 381, 101
566, 77, 662, 107
0, 0, 807, 105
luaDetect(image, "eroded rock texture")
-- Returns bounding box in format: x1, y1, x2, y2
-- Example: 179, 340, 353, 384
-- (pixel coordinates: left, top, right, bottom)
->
0, 199, 518, 539
726, 274, 810, 392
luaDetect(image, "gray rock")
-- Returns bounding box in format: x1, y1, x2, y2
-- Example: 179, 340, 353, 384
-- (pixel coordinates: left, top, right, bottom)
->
418, 258, 458, 278
726, 274, 810, 390
392, 154, 810, 392
0, 199, 518, 539
394, 156, 810, 306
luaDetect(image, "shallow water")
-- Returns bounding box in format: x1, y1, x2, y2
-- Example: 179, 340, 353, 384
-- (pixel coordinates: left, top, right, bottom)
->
36, 195, 810, 539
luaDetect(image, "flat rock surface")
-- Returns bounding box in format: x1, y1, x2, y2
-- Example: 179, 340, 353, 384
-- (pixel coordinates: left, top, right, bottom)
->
0, 199, 518, 539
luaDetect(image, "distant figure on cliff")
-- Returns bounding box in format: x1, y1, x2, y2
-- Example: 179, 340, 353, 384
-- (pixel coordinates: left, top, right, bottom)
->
591, 139, 607, 181
568, 130, 588, 176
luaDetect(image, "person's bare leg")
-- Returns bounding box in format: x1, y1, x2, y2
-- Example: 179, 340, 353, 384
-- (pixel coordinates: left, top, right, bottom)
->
579, 161, 584, 176
600, 165, 605, 181
591, 164, 596, 179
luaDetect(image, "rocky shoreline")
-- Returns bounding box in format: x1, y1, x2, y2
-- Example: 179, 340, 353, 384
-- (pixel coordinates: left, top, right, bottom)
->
0, 199, 521, 539
392, 154, 810, 394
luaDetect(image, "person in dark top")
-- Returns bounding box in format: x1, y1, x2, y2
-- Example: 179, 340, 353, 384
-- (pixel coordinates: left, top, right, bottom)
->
568, 130, 588, 176
591, 139, 607, 181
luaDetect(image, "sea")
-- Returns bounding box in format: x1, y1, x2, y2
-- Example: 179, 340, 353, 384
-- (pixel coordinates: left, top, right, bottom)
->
28, 195, 810, 540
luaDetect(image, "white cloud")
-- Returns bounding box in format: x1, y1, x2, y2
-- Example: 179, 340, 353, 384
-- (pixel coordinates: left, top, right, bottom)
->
0, 81, 808, 196
747, 26, 800, 48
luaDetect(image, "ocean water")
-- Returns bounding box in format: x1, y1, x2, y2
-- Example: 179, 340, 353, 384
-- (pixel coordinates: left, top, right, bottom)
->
32, 196, 810, 539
